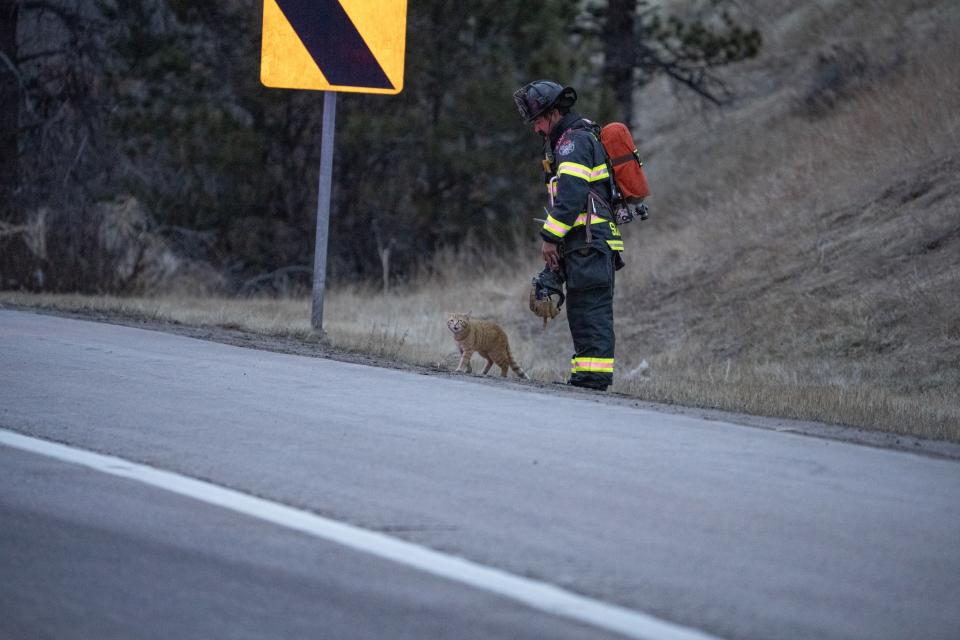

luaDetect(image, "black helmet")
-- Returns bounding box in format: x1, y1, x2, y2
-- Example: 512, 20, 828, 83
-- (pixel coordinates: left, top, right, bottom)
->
532, 266, 565, 308
513, 80, 577, 124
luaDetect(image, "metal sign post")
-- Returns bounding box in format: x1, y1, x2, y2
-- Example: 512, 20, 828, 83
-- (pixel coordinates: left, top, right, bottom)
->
311, 91, 336, 333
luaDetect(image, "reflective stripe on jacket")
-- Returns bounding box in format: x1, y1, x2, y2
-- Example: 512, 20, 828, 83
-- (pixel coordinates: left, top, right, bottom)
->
539, 113, 623, 254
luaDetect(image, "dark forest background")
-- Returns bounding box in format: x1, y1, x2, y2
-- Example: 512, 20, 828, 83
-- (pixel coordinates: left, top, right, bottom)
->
0, 0, 758, 294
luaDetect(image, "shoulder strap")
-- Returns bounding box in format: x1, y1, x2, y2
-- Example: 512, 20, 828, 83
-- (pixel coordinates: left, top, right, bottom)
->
577, 121, 623, 205
566, 118, 601, 138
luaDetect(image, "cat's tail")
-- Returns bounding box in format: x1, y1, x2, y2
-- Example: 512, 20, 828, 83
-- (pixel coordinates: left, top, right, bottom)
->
507, 346, 529, 380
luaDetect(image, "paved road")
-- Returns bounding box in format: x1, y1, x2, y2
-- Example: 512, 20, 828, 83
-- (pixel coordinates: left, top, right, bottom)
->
0, 445, 621, 640
2, 309, 959, 639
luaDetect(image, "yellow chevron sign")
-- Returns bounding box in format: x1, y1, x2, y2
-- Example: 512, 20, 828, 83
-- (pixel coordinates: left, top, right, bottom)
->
261, 0, 407, 94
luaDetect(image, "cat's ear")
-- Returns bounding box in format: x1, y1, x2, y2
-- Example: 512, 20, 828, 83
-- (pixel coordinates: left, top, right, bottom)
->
466, 310, 472, 319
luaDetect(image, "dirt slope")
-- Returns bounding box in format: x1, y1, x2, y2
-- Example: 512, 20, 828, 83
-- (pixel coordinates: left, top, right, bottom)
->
605, 0, 959, 435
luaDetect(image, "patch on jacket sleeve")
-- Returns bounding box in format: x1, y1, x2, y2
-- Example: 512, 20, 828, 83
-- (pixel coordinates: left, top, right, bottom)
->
557, 136, 575, 156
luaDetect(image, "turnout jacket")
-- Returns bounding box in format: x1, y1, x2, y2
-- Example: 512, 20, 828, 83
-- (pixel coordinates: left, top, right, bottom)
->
539, 112, 624, 256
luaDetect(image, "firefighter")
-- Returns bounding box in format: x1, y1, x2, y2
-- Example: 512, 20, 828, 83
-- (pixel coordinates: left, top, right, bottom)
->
514, 79, 623, 391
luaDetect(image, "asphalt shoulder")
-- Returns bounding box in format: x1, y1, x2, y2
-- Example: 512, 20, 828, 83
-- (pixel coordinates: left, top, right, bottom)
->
5, 303, 959, 462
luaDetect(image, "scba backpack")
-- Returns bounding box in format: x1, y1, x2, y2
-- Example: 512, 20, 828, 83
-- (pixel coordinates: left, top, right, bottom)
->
585, 121, 651, 225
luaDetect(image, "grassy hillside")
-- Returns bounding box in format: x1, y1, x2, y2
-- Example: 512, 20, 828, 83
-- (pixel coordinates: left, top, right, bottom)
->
325, 0, 960, 439
609, 0, 960, 436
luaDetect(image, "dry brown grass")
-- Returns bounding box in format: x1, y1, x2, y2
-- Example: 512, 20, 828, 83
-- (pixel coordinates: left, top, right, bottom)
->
600, 6, 960, 441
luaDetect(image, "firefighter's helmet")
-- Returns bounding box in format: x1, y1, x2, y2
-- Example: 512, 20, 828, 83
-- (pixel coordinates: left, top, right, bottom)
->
528, 265, 566, 328
513, 80, 577, 124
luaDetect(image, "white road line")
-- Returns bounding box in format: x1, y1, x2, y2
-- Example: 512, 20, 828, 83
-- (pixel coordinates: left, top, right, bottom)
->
0, 429, 722, 640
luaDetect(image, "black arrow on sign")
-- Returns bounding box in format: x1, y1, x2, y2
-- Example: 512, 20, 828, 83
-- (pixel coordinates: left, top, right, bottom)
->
275, 0, 394, 90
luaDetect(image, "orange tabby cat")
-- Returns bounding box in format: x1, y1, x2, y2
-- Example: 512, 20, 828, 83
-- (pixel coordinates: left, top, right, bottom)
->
446, 313, 528, 379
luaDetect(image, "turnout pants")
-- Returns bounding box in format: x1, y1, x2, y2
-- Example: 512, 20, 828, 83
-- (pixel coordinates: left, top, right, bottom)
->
563, 247, 616, 390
